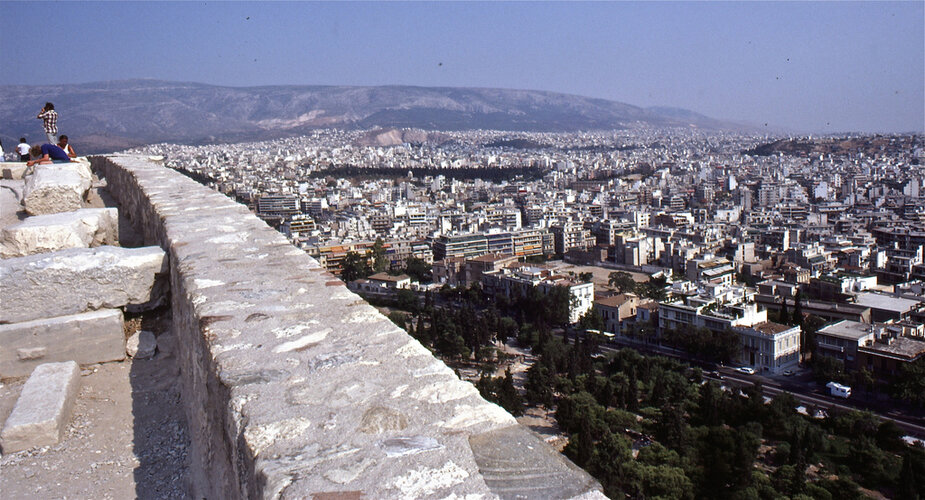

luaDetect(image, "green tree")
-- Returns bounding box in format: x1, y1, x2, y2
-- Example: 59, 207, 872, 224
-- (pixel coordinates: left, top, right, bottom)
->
387, 311, 409, 330
608, 271, 638, 293
779, 296, 790, 325
793, 290, 804, 327
898, 448, 925, 500
801, 314, 825, 363
395, 288, 419, 313
476, 368, 524, 416
589, 431, 638, 498
812, 354, 847, 384
578, 308, 604, 332
371, 237, 388, 273
853, 367, 875, 394
891, 357, 925, 406
524, 360, 555, 407
578, 271, 594, 283
715, 327, 742, 364
340, 251, 372, 282
638, 463, 695, 500
696, 381, 725, 427
641, 274, 669, 301
403, 256, 432, 282
498, 368, 524, 416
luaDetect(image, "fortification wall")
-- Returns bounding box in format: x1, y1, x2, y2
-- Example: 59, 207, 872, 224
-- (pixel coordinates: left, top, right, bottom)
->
92, 155, 603, 499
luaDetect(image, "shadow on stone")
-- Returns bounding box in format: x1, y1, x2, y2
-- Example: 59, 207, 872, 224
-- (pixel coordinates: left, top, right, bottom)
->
469, 425, 603, 499
129, 306, 193, 499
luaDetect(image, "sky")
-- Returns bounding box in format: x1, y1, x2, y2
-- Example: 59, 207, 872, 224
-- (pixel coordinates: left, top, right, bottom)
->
1, 1, 922, 133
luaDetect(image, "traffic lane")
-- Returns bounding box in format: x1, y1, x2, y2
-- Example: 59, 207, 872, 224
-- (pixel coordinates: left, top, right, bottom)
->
709, 372, 925, 439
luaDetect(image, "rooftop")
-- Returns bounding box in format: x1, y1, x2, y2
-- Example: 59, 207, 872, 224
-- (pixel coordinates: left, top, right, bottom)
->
860, 336, 925, 360
818, 320, 878, 341
750, 321, 797, 336
595, 293, 635, 308
854, 292, 920, 314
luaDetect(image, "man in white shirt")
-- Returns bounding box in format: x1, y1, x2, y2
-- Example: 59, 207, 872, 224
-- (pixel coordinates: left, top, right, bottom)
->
16, 138, 31, 162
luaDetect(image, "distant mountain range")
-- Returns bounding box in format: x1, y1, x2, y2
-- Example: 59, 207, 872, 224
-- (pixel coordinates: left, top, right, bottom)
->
0, 79, 745, 154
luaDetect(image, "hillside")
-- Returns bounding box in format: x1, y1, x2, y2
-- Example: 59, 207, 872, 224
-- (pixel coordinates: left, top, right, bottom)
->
1, 80, 739, 154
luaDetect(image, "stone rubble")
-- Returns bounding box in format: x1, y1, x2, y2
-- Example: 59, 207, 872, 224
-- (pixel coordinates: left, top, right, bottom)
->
0, 159, 192, 497
129, 330, 157, 359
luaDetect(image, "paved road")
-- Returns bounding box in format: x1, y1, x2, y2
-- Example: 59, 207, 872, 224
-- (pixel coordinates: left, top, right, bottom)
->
599, 339, 925, 439
709, 369, 925, 439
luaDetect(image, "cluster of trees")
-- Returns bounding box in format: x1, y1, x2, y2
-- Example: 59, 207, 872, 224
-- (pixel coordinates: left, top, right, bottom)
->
378, 271, 923, 499
608, 271, 668, 301
476, 368, 524, 416
311, 165, 547, 182
528, 342, 924, 499
661, 326, 741, 364
390, 297, 517, 362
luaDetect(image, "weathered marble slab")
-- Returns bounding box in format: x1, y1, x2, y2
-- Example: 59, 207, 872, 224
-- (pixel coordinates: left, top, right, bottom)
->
1, 361, 81, 453
0, 207, 118, 258
0, 309, 125, 378
0, 245, 167, 324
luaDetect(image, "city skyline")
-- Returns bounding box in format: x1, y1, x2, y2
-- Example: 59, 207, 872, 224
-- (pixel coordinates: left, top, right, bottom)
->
1, 1, 922, 134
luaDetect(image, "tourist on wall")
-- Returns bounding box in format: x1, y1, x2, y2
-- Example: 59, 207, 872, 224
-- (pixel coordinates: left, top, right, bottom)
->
16, 138, 31, 162
26, 143, 72, 166
57, 135, 77, 158
37, 102, 58, 144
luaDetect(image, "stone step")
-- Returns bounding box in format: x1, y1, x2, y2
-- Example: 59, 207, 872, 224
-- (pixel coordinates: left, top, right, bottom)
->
22, 163, 93, 216
0, 207, 118, 258
1, 361, 81, 453
0, 309, 125, 378
0, 245, 168, 324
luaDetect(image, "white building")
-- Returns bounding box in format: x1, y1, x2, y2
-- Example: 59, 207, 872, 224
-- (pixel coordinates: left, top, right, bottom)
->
735, 322, 801, 374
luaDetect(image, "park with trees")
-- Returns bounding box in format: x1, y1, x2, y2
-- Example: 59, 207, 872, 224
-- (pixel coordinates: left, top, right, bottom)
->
373, 274, 924, 499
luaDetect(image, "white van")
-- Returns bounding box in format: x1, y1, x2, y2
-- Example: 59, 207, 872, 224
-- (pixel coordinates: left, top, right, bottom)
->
826, 381, 851, 398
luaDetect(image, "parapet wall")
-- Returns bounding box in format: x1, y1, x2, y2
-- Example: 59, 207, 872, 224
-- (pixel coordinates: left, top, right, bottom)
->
92, 155, 603, 499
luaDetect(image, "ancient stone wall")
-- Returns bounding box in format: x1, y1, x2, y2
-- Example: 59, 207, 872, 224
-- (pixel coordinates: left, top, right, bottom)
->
91, 155, 603, 499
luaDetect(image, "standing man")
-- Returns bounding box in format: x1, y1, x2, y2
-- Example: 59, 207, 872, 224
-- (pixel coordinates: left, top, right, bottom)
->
37, 102, 58, 144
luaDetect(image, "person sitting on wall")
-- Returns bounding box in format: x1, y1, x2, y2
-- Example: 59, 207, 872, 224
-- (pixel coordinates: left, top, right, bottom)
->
57, 135, 77, 158
26, 143, 72, 166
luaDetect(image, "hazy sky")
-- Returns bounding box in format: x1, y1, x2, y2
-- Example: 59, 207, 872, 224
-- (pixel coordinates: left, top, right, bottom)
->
2, 1, 922, 133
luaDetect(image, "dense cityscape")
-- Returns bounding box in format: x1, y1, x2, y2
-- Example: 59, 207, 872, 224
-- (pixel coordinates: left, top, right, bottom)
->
130, 128, 925, 499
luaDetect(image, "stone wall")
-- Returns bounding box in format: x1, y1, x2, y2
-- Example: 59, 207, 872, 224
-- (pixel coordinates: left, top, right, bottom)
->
92, 155, 603, 499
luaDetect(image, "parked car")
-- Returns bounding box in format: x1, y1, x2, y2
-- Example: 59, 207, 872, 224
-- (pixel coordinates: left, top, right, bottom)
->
782, 369, 795, 377
736, 366, 756, 375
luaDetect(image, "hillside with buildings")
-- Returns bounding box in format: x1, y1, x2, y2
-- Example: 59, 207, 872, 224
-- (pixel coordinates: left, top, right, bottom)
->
0, 80, 742, 154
